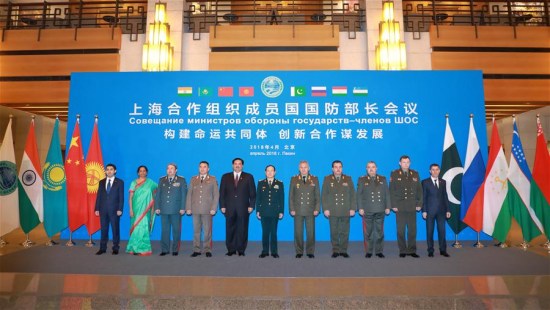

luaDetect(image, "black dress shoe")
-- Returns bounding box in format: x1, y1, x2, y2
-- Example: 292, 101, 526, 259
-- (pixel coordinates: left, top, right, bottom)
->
365, 253, 372, 258
225, 251, 236, 256
206, 252, 212, 257
191, 252, 201, 257
133, 253, 139, 256
331, 253, 339, 258
376, 253, 385, 258
428, 253, 434, 257
112, 250, 119, 255
95, 250, 106, 255
340, 253, 350, 258
259, 253, 268, 258
399, 253, 406, 258
295, 254, 303, 258
440, 252, 450, 257
159, 252, 168, 256
238, 252, 245, 256
410, 253, 420, 258
172, 252, 178, 256
272, 254, 279, 258
307, 254, 315, 259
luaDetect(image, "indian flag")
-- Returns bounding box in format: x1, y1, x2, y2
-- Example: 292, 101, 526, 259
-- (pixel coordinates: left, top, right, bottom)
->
332, 86, 347, 96
177, 87, 193, 96
352, 87, 368, 96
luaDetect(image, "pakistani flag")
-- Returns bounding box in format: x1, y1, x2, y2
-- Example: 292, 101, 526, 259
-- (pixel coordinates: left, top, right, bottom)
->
506, 119, 542, 242
0, 118, 20, 236
18, 118, 43, 234
43, 119, 68, 238
441, 117, 466, 234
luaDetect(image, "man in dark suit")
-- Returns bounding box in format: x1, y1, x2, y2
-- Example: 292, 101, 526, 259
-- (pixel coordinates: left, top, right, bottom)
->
422, 163, 451, 257
94, 163, 124, 255
219, 158, 256, 256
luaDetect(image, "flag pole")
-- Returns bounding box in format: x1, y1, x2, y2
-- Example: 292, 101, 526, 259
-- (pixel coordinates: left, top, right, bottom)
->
85, 235, 95, 247
452, 234, 462, 248
66, 231, 75, 246
21, 234, 35, 248
473, 232, 484, 248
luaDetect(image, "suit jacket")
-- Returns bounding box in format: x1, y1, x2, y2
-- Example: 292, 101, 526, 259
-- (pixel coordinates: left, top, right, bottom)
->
95, 177, 124, 215
256, 179, 284, 217
219, 171, 256, 215
155, 175, 187, 214
289, 174, 320, 216
389, 169, 423, 212
421, 177, 449, 215
321, 174, 356, 217
357, 174, 391, 213
186, 174, 219, 214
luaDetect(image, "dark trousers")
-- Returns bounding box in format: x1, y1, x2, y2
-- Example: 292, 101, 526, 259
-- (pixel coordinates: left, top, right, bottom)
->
396, 211, 417, 254
225, 211, 250, 253
99, 211, 120, 252
260, 216, 279, 254
364, 212, 385, 254
294, 215, 315, 255
329, 216, 350, 253
161, 214, 181, 253
426, 211, 447, 254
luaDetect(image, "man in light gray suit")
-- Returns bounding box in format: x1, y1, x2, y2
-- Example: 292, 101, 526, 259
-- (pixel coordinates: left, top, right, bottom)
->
186, 161, 219, 257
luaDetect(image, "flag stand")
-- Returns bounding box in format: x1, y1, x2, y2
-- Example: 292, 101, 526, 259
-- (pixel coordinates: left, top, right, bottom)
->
541, 240, 550, 250
473, 232, 484, 248
495, 241, 508, 248
85, 235, 95, 247
46, 239, 58, 246
21, 234, 35, 248
0, 237, 8, 247
451, 234, 462, 248
65, 232, 75, 246
516, 240, 530, 250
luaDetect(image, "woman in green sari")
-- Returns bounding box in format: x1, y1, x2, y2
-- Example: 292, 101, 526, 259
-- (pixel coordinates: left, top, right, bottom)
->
126, 165, 158, 255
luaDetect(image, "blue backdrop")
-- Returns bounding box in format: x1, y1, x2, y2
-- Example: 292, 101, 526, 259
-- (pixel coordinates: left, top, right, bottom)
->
65, 70, 488, 242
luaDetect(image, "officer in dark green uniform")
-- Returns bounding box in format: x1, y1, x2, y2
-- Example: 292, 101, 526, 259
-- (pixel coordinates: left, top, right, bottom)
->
256, 165, 284, 258
322, 160, 356, 258
289, 160, 320, 258
389, 155, 422, 258
357, 161, 391, 258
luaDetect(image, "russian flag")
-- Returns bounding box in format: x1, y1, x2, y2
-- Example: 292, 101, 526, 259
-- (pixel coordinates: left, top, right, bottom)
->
311, 86, 327, 97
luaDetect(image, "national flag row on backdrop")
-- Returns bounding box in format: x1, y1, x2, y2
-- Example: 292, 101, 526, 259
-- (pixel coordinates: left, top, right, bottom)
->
0, 117, 105, 239
177, 86, 369, 97
443, 115, 550, 243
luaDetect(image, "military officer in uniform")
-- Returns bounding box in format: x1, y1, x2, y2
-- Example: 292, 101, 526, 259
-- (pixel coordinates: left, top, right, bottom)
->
256, 165, 284, 258
155, 163, 187, 256
186, 161, 219, 257
390, 155, 423, 258
289, 160, 320, 258
357, 161, 391, 258
322, 160, 356, 258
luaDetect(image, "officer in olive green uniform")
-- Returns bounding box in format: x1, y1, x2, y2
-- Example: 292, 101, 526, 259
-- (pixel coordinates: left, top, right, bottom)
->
155, 163, 187, 256
256, 165, 284, 258
389, 155, 422, 257
289, 161, 320, 258
357, 161, 391, 258
322, 160, 356, 258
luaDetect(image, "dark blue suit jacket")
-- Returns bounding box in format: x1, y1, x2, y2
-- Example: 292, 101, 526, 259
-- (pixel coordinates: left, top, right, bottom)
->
421, 177, 449, 215
219, 171, 256, 216
95, 177, 125, 215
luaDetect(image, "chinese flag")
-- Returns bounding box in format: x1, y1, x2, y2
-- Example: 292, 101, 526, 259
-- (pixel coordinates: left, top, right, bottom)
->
218, 87, 234, 97
65, 119, 88, 232
85, 119, 105, 235
239, 86, 254, 97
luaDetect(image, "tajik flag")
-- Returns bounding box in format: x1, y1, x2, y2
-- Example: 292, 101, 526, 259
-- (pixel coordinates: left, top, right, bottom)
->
506, 118, 542, 242
530, 116, 550, 237
482, 120, 512, 242
18, 118, 43, 234
440, 117, 466, 234
0, 118, 20, 236
85, 119, 105, 235
462, 116, 486, 232
43, 119, 68, 238
65, 119, 88, 232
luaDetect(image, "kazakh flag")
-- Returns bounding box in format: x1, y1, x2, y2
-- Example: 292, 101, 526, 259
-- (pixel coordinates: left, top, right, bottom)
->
43, 118, 68, 238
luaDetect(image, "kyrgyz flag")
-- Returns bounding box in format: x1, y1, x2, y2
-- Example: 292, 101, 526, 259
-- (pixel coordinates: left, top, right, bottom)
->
482, 120, 511, 242
43, 118, 68, 238
85, 119, 105, 235
18, 118, 43, 234
0, 118, 19, 236
530, 116, 550, 237
462, 116, 486, 232
506, 118, 542, 242
65, 119, 88, 231
440, 117, 466, 234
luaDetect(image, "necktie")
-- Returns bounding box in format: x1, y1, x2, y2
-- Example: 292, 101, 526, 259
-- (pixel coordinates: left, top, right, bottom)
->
169, 177, 173, 183
234, 174, 239, 187
303, 176, 306, 184
201, 176, 204, 183
107, 179, 112, 193
336, 176, 340, 182
434, 179, 438, 188
269, 180, 272, 186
